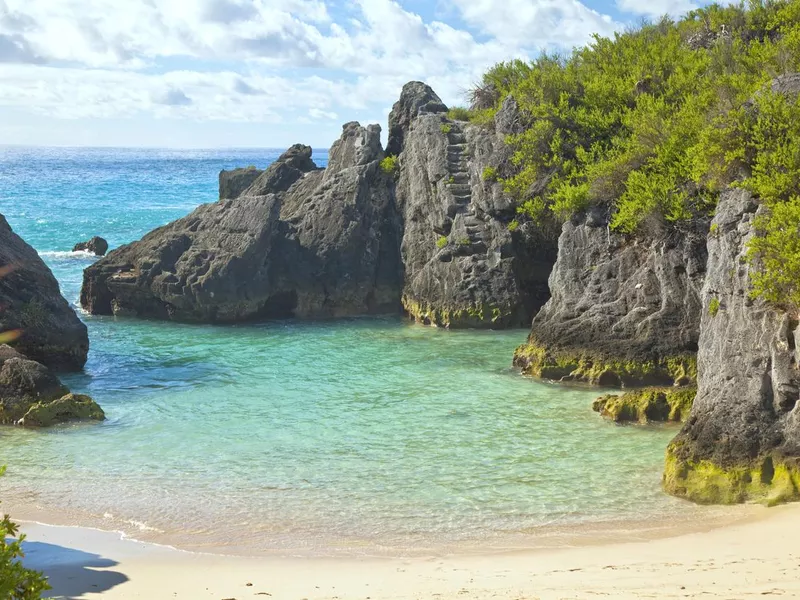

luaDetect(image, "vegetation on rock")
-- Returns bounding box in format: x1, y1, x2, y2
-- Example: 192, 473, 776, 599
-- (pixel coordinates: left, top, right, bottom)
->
470, 1, 800, 307
379, 155, 399, 176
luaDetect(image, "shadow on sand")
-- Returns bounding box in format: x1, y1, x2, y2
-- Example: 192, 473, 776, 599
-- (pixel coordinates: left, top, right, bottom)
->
22, 540, 128, 599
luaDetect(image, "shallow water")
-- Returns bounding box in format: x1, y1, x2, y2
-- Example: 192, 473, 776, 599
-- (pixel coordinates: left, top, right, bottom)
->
0, 147, 713, 556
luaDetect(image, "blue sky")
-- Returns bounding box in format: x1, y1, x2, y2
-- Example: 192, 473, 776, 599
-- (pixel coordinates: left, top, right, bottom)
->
0, 0, 713, 148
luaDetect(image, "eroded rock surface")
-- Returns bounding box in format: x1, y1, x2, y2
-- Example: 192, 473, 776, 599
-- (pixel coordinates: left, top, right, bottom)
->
664, 189, 800, 505
0, 214, 88, 370
219, 167, 262, 200
394, 83, 558, 328
81, 124, 403, 321
514, 208, 708, 386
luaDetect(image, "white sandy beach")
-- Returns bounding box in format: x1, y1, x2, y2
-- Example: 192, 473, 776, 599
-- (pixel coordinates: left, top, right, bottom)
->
20, 504, 800, 600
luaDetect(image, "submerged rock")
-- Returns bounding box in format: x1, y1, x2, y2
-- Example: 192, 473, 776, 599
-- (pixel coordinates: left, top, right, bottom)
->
594, 387, 696, 424
0, 345, 103, 427
0, 214, 88, 370
514, 208, 708, 386
664, 189, 800, 505
73, 236, 109, 256
81, 125, 403, 321
395, 84, 558, 329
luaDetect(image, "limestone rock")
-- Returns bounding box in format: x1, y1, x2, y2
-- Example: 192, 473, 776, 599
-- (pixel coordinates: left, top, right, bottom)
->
664, 189, 800, 505
0, 214, 89, 370
18, 393, 105, 427
514, 208, 708, 386
593, 387, 695, 424
81, 123, 403, 321
73, 236, 109, 256
386, 81, 448, 157
219, 166, 262, 200
395, 94, 557, 329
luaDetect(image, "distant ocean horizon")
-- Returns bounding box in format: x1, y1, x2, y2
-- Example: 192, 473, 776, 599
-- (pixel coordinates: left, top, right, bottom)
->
0, 146, 731, 556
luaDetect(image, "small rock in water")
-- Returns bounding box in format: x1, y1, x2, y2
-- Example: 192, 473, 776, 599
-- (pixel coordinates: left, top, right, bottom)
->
73, 236, 109, 256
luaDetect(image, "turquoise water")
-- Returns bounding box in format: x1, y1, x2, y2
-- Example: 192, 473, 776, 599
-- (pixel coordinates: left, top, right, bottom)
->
0, 147, 699, 555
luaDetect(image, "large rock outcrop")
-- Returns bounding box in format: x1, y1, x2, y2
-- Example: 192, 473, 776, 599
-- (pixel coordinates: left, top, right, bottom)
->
0, 214, 88, 370
0, 344, 104, 427
81, 124, 403, 321
514, 209, 708, 386
219, 166, 262, 200
394, 83, 558, 328
664, 189, 800, 505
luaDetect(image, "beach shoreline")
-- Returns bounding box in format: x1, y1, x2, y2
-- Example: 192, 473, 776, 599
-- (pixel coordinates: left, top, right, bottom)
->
20, 502, 800, 599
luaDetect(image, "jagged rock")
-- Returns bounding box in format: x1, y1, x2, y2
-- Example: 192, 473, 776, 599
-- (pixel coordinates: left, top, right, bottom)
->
219, 166, 262, 200
386, 81, 448, 157
243, 144, 317, 196
594, 387, 696, 424
664, 189, 800, 505
80, 124, 403, 321
0, 345, 103, 426
394, 84, 558, 329
73, 236, 109, 256
0, 214, 88, 370
514, 208, 708, 386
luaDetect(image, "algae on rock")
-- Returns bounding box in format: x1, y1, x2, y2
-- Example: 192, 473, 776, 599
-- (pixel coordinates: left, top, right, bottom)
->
593, 387, 696, 424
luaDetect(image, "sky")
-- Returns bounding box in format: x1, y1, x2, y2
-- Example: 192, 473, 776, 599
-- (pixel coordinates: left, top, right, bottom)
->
0, 0, 713, 148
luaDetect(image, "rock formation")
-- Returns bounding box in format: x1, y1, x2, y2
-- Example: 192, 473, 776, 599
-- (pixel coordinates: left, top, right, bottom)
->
393, 84, 558, 328
0, 214, 89, 370
0, 344, 104, 427
593, 387, 695, 424
73, 236, 109, 256
664, 189, 800, 505
81, 124, 403, 321
81, 82, 559, 329
514, 208, 708, 386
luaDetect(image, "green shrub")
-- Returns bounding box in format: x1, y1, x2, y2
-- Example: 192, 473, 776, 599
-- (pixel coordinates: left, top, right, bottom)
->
436, 236, 448, 249
440, 123, 452, 134
482, 166, 499, 182
710, 222, 719, 236
0, 466, 50, 599
748, 197, 800, 310
447, 107, 472, 121
380, 155, 399, 176
508, 219, 520, 232
709, 297, 721, 317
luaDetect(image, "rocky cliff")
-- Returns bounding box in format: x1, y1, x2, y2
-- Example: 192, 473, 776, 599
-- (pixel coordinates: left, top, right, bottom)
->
0, 214, 89, 370
393, 85, 557, 328
664, 189, 800, 504
81, 82, 558, 328
514, 208, 708, 387
81, 124, 403, 321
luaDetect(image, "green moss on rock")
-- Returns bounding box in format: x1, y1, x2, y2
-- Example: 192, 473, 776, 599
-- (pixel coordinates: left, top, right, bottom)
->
17, 394, 105, 427
403, 297, 513, 329
513, 341, 697, 388
663, 445, 800, 506
593, 387, 696, 424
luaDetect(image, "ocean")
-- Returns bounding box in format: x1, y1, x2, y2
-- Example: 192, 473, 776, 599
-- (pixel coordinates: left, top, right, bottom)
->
0, 146, 715, 556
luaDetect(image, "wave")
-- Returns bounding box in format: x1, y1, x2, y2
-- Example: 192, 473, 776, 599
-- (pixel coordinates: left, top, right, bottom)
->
38, 250, 97, 259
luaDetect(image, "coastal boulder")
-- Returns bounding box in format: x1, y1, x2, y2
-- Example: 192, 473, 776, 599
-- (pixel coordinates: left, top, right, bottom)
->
664, 189, 800, 505
0, 214, 89, 370
73, 236, 109, 256
0, 345, 103, 426
514, 209, 708, 386
395, 85, 558, 328
81, 124, 403, 322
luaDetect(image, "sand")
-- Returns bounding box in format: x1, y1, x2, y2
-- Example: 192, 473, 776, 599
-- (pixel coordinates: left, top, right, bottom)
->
18, 504, 800, 600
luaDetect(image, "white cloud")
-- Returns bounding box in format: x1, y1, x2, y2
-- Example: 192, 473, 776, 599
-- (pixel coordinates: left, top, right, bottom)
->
0, 0, 627, 146
616, 0, 700, 18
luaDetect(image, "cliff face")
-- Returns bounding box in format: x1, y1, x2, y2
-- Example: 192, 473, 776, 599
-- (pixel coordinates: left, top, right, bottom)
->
664, 189, 800, 504
81, 124, 403, 322
81, 82, 558, 328
0, 214, 89, 370
394, 85, 558, 328
514, 208, 708, 387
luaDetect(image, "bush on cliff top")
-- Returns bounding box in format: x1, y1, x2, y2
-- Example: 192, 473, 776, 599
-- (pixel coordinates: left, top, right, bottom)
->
479, 1, 800, 237
0, 466, 50, 599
